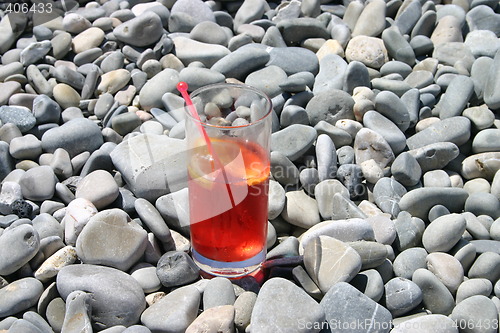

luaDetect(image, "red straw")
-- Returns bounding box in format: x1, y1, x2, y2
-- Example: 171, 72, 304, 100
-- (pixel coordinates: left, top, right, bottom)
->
177, 82, 235, 207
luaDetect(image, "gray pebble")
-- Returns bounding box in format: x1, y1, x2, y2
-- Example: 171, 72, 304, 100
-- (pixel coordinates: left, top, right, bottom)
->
456, 278, 493, 303
114, 12, 164, 47
268, 179, 286, 220
373, 177, 407, 217
465, 192, 500, 219
321, 282, 392, 332
0, 105, 36, 133
130, 262, 162, 294
374, 90, 411, 131
412, 268, 455, 315
393, 247, 428, 279
306, 90, 355, 126
407, 142, 459, 173
299, 167, 319, 195
391, 152, 422, 187
354, 128, 395, 170
75, 170, 119, 210
140, 285, 200, 333
394, 211, 426, 252
156, 251, 199, 287
422, 213, 467, 252
57, 264, 146, 329
314, 120, 352, 148
203, 277, 236, 310
450, 295, 498, 333
251, 277, 325, 332
384, 277, 423, 317
468, 251, 500, 283
234, 291, 257, 332
271, 124, 317, 161
61, 290, 93, 333
0, 277, 44, 318
281, 190, 320, 229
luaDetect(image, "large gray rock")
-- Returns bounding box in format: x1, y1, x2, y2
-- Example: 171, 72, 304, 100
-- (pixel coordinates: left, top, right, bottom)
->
110, 134, 187, 202
57, 264, 146, 329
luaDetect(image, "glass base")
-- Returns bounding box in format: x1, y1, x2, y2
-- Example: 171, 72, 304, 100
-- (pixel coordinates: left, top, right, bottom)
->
192, 247, 266, 278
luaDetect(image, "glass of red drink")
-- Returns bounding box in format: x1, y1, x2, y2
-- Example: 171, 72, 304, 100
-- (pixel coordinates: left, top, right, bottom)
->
184, 83, 272, 278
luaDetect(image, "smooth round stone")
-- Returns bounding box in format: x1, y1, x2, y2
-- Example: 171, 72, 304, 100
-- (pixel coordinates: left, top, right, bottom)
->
394, 211, 426, 251
0, 81, 22, 106
472, 128, 500, 153
57, 264, 146, 329
374, 90, 411, 132
173, 36, 230, 68
349, 240, 387, 269
178, 67, 225, 92
456, 278, 493, 303
9, 134, 42, 160
141, 285, 200, 332
382, 27, 416, 67
266, 45, 319, 76
384, 277, 423, 317
399, 187, 468, 220
314, 121, 352, 148
245, 65, 287, 98
279, 71, 315, 93
100, 51, 125, 73
32, 95, 61, 125
113, 12, 163, 47
251, 277, 324, 332
364, 215, 396, 245
465, 30, 500, 58
351, 0, 386, 37
345, 36, 388, 70
463, 105, 496, 130
465, 192, 500, 219
350, 269, 384, 302
281, 190, 320, 229
134, 198, 175, 251
423, 170, 451, 187
314, 53, 347, 93
422, 213, 467, 253
203, 277, 236, 310
321, 282, 392, 330
41, 118, 104, 158
315, 134, 337, 182
462, 152, 500, 181
0, 224, 40, 275
233, 291, 256, 332
139, 68, 179, 111
96, 69, 131, 95
280, 105, 309, 127
63, 13, 91, 34
373, 178, 407, 217
337, 145, 355, 165
407, 116, 471, 150
450, 295, 498, 333
304, 236, 362, 293
75, 170, 119, 209
271, 124, 316, 161
391, 152, 422, 187
111, 112, 141, 136
76, 208, 147, 271
412, 268, 455, 315
363, 111, 407, 154
435, 76, 475, 119
391, 314, 458, 333
189, 21, 228, 46
0, 278, 44, 318
306, 90, 355, 126
404, 70, 434, 89
156, 251, 199, 288
130, 262, 162, 294
52, 83, 80, 110
468, 252, 500, 282
463, 178, 491, 195
426, 252, 464, 294
0, 106, 36, 133
72, 27, 105, 54
19, 165, 56, 201
492, 218, 500, 240
408, 142, 459, 174
211, 45, 269, 80
393, 247, 428, 279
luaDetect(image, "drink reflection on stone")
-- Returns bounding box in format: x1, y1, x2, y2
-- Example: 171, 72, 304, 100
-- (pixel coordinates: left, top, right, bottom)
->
185, 83, 272, 277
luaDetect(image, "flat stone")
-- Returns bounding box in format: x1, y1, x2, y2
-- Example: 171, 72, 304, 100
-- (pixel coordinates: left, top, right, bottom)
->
211, 44, 270, 81
72, 27, 105, 54
393, 247, 428, 279
306, 90, 355, 126
0, 277, 44, 318
320, 282, 392, 333
373, 177, 407, 217
0, 106, 36, 133
426, 252, 464, 294
450, 296, 498, 333
363, 111, 407, 154
0, 224, 40, 275
313, 54, 348, 93
57, 264, 146, 329
75, 209, 148, 271
139, 69, 179, 111
394, 211, 426, 252
203, 277, 236, 310
251, 277, 325, 332
436, 75, 475, 119
304, 235, 362, 293
113, 12, 163, 47
281, 190, 320, 229
271, 124, 317, 161
399, 187, 469, 220
408, 142, 460, 173
374, 90, 411, 132
41, 118, 103, 158
422, 213, 467, 253
140, 285, 200, 332
110, 134, 187, 202
173, 37, 230, 68
412, 268, 455, 315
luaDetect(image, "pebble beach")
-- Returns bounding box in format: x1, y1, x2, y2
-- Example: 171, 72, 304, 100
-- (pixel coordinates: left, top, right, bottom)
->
0, 0, 500, 332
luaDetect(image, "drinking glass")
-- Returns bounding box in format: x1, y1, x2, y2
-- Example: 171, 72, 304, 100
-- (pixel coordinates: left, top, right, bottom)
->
184, 83, 272, 278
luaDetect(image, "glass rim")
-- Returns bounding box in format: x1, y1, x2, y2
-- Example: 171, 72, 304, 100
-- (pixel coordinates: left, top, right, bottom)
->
186, 82, 273, 129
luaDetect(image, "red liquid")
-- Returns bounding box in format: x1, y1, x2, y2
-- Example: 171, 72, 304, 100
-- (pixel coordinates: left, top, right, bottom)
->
188, 137, 269, 262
